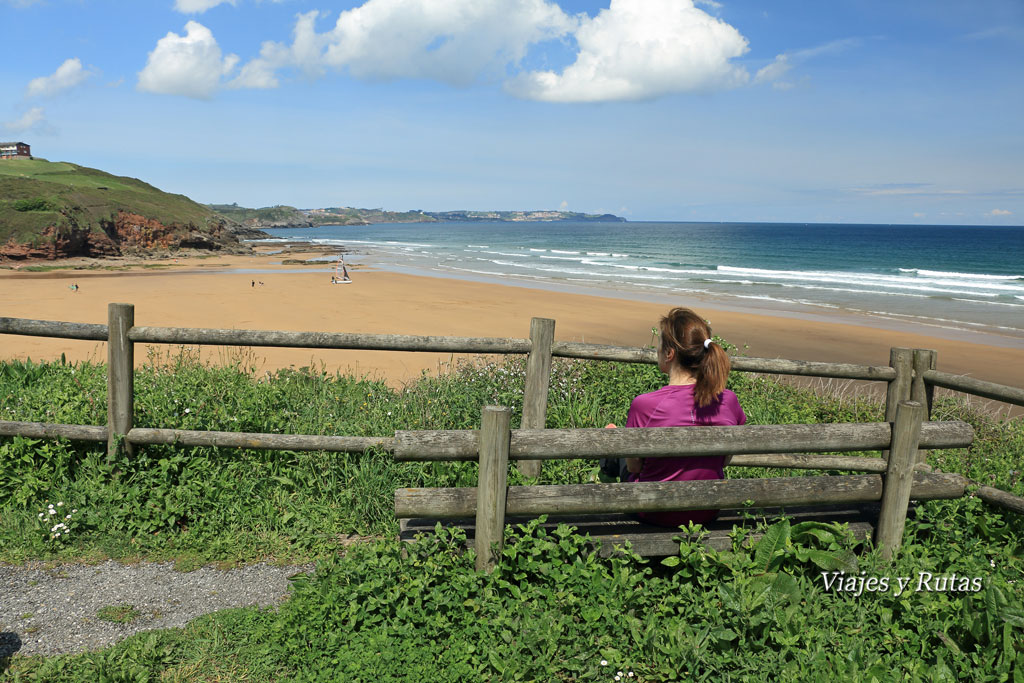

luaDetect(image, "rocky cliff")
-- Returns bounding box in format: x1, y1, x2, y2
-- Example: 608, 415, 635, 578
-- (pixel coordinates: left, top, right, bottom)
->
0, 210, 254, 260
0, 159, 266, 262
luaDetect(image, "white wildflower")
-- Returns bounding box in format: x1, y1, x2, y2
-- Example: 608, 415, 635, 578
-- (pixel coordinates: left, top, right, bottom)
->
184, 408, 191, 414
38, 512, 44, 518
48, 509, 57, 516
600, 660, 608, 667
65, 515, 72, 520
57, 502, 63, 507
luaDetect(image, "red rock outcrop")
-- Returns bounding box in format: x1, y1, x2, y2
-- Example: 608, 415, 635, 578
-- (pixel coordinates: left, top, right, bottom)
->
0, 211, 244, 261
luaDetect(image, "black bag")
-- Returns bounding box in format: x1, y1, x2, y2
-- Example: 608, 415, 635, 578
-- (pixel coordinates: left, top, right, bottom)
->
599, 458, 631, 481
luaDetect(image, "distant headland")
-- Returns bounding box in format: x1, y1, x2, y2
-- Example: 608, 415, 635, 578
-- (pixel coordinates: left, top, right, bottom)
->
207, 204, 627, 230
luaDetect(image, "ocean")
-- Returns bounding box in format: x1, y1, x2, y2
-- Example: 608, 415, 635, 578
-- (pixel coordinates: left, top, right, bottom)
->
258, 221, 1024, 346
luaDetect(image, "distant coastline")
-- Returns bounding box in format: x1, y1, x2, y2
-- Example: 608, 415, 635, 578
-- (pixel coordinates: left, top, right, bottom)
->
208, 204, 626, 229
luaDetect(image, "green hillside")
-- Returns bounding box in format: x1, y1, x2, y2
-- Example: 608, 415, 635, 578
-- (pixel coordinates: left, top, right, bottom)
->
0, 159, 244, 256
207, 203, 313, 226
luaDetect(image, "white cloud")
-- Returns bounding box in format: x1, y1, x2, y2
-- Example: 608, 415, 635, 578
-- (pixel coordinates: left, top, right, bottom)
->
756, 38, 861, 88
2, 107, 47, 133
174, 0, 237, 13
988, 208, 1012, 216
26, 58, 93, 98
230, 10, 325, 89
755, 55, 790, 84
505, 0, 750, 103
324, 0, 575, 86
232, 0, 575, 90
137, 21, 239, 99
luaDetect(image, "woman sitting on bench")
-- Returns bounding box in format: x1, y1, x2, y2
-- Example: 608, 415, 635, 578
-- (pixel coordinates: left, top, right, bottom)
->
607, 307, 746, 527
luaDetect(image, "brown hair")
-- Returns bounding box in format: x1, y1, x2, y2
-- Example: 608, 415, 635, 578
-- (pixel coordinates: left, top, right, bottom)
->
658, 307, 731, 407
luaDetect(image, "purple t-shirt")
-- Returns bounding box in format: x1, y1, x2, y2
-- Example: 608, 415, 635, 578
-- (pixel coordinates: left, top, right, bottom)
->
626, 384, 746, 527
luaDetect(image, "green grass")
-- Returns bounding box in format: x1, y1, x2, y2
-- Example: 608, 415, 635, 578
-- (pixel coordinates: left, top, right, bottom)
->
1, 350, 1022, 680
96, 604, 141, 624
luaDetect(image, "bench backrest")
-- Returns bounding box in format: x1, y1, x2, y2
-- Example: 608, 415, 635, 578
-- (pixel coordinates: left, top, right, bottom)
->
394, 402, 973, 570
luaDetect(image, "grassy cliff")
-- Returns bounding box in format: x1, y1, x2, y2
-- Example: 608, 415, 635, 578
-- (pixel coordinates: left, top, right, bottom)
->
0, 159, 247, 258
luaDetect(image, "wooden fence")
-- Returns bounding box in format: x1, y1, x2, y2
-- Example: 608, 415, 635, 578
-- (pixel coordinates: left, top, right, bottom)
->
2, 302, 1023, 529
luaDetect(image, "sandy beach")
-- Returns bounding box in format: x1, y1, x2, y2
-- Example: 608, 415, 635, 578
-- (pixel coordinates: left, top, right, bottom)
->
1, 250, 1022, 402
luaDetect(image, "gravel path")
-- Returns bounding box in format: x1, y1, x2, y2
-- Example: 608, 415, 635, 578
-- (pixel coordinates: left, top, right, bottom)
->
0, 560, 315, 658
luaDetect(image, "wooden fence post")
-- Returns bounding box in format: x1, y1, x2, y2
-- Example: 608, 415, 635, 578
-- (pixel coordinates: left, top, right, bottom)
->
911, 349, 936, 464
107, 303, 135, 462
875, 400, 925, 560
476, 405, 511, 572
884, 348, 914, 423
519, 317, 554, 479
883, 348, 913, 459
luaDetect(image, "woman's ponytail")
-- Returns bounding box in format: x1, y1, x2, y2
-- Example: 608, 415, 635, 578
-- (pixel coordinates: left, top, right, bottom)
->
659, 308, 731, 407
694, 339, 730, 407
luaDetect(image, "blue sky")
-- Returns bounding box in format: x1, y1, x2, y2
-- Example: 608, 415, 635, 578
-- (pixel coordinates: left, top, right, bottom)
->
2, 0, 1022, 224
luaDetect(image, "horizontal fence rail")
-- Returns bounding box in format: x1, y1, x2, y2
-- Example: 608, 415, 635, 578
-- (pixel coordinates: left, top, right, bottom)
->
0, 420, 395, 452
731, 357, 896, 381
0, 420, 107, 442
395, 471, 967, 519
126, 428, 394, 453
727, 454, 889, 472
976, 486, 1024, 515
0, 317, 108, 341
128, 326, 533, 354
922, 370, 1024, 408
393, 421, 975, 461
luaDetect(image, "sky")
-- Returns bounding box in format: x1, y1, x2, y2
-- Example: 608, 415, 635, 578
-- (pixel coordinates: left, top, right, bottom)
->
1, 0, 1022, 224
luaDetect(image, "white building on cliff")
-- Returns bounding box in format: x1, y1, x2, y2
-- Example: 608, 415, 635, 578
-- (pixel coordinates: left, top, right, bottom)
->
0, 142, 31, 159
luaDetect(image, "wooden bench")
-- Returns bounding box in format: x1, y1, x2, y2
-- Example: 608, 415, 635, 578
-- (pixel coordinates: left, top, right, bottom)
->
394, 401, 974, 570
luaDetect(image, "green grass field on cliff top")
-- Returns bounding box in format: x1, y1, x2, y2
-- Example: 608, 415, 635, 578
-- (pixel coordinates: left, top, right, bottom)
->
0, 158, 154, 193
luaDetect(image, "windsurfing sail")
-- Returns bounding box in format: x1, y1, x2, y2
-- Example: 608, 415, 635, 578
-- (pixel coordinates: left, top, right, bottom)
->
333, 255, 352, 284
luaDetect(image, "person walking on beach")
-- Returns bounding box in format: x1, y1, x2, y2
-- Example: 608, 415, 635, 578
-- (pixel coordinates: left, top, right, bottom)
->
605, 307, 746, 527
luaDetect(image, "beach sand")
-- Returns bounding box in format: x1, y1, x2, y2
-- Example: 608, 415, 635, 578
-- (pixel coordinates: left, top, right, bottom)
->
1, 252, 1022, 406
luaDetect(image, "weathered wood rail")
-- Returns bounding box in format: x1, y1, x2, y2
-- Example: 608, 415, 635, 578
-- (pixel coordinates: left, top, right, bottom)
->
397, 402, 975, 570
3, 303, 1024, 532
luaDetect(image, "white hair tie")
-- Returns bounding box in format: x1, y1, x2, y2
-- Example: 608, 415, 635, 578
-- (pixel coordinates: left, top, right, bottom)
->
703, 338, 713, 349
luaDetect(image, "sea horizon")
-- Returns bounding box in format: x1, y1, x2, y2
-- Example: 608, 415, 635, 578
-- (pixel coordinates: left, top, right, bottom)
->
257, 220, 1024, 349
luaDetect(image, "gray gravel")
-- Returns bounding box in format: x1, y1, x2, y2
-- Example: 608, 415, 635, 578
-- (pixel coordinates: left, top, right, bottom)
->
0, 560, 315, 658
